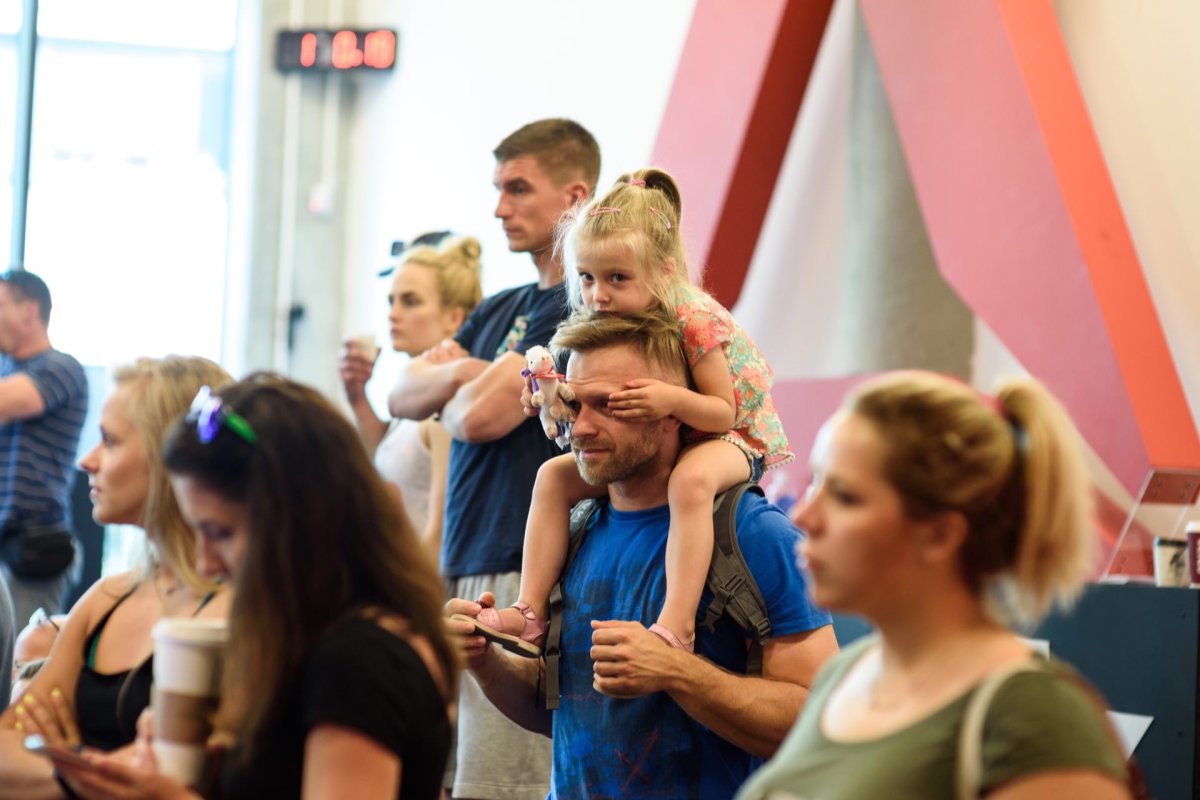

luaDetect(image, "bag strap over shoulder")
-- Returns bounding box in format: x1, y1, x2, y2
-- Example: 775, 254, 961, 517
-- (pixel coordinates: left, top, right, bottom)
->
956, 658, 1149, 800
956, 658, 1044, 800
700, 482, 771, 672
540, 482, 773, 709
540, 498, 601, 710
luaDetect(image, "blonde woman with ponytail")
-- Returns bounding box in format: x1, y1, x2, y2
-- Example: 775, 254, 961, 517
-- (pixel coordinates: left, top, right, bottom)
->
737, 371, 1131, 799
339, 235, 483, 557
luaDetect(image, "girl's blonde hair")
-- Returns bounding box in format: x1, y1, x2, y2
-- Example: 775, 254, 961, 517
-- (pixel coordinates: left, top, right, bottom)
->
111, 355, 234, 593
847, 371, 1096, 627
560, 167, 699, 314
399, 235, 484, 316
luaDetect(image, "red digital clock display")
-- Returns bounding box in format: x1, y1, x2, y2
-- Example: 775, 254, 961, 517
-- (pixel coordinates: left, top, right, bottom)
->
276, 29, 397, 72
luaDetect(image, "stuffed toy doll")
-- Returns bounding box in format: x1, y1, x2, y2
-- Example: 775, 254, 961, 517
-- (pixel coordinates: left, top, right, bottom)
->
523, 345, 574, 448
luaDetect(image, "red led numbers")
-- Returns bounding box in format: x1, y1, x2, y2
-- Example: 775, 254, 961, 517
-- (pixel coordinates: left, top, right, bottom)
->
299, 33, 317, 68
276, 29, 397, 72
363, 30, 396, 69
330, 30, 363, 69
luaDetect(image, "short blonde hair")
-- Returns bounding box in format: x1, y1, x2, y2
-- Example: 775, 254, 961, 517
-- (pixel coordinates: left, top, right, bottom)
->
847, 371, 1095, 626
550, 309, 687, 386
112, 355, 233, 593
399, 235, 483, 316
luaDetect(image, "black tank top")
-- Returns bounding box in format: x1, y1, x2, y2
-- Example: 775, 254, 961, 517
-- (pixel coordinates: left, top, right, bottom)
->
75, 584, 216, 750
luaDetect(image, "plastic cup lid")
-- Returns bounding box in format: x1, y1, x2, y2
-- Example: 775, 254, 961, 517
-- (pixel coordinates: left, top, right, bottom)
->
152, 618, 229, 645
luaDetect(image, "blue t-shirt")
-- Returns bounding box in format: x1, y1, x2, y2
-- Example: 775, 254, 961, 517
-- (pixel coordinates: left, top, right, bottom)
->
442, 282, 569, 577
0, 348, 88, 530
552, 493, 831, 799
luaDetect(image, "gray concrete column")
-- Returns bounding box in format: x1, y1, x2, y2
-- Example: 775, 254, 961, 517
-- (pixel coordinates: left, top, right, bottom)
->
833, 10, 973, 377
224, 0, 355, 398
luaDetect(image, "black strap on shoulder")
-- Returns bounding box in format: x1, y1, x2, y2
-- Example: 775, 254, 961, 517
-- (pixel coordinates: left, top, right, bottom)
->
84, 582, 141, 669
700, 482, 771, 674
540, 483, 773, 709
540, 498, 601, 710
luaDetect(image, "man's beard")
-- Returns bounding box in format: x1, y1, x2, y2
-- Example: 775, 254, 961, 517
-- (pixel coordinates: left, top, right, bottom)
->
572, 434, 658, 487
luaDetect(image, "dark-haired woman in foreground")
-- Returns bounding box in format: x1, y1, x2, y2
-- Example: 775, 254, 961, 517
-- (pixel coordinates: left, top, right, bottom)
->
59, 374, 457, 799
737, 371, 1130, 800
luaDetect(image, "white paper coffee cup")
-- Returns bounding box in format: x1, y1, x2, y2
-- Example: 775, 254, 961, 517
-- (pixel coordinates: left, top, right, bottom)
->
350, 334, 380, 361
151, 619, 228, 786
1153, 537, 1187, 588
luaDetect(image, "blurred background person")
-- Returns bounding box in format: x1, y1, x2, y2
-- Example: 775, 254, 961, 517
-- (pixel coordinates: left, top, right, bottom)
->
0, 270, 88, 627
339, 234, 482, 557
10, 607, 67, 704
0, 356, 232, 798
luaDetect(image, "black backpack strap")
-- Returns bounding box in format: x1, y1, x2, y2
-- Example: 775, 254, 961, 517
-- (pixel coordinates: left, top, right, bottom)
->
542, 482, 775, 708
540, 498, 601, 710
699, 482, 771, 673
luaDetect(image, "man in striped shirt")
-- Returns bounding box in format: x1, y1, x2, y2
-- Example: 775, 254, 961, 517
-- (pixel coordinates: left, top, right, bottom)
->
0, 270, 87, 630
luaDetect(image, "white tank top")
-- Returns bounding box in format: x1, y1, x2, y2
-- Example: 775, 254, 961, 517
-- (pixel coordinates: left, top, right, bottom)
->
373, 418, 432, 533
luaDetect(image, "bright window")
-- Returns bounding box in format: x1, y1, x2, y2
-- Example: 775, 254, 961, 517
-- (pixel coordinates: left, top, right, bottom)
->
21, 0, 237, 366
6, 2, 238, 579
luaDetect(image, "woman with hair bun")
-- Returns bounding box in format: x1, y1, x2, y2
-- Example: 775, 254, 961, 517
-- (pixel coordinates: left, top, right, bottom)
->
339, 234, 483, 556
737, 371, 1131, 799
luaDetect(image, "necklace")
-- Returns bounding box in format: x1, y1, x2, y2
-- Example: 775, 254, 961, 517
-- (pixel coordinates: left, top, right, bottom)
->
154, 568, 181, 599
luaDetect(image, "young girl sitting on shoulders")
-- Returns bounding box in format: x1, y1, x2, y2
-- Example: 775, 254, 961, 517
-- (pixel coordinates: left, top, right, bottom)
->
470, 167, 793, 655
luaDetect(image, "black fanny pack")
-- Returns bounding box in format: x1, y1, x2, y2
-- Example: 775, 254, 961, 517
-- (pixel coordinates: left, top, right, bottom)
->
1, 524, 76, 579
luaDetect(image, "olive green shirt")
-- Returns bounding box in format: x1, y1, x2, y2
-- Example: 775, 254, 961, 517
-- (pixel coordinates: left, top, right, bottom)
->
737, 636, 1127, 799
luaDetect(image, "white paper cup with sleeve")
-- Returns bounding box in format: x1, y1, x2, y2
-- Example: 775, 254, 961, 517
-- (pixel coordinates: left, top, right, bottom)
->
151, 619, 228, 786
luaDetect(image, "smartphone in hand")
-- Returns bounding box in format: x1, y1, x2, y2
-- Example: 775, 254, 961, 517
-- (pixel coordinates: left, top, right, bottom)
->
23, 733, 95, 772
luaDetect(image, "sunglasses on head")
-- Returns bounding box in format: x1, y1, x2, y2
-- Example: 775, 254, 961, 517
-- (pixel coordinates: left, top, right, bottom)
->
28, 607, 60, 632
188, 386, 257, 445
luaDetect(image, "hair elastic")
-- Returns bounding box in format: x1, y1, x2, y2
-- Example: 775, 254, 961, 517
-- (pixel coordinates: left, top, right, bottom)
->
977, 392, 1006, 419
649, 207, 672, 230
628, 178, 647, 187
589, 206, 621, 217
977, 391, 1029, 455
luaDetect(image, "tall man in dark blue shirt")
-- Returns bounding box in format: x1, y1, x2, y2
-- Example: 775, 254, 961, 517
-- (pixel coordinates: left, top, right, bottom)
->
388, 119, 600, 800
0, 270, 88, 632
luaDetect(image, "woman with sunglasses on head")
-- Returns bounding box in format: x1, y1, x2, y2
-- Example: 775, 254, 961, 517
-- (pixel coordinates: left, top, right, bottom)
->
736, 371, 1131, 800
0, 356, 233, 797
338, 234, 482, 560
11, 607, 68, 704
57, 374, 457, 799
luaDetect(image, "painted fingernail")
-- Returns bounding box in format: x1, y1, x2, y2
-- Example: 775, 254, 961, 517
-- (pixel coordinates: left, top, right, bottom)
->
14, 704, 24, 717
14, 721, 23, 732
23, 693, 36, 705
50, 688, 62, 699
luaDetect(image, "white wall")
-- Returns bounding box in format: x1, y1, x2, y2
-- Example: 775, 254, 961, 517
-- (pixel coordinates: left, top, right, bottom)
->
339, 1, 695, 409
323, 0, 1199, 505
